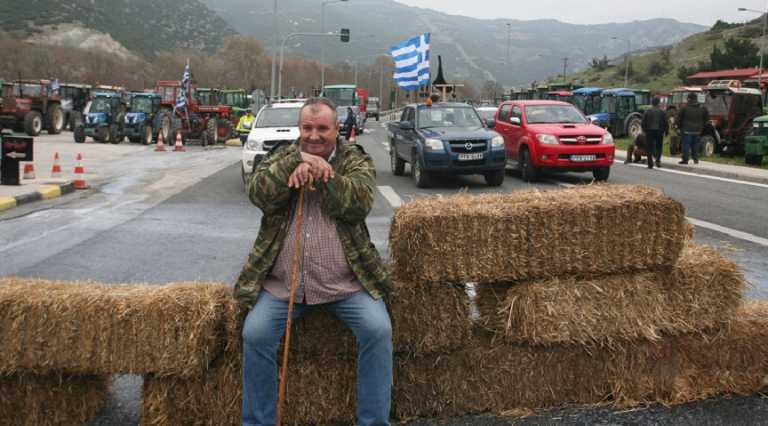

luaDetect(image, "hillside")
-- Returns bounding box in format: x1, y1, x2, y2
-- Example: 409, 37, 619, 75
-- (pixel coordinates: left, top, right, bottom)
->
0, 0, 236, 57
565, 19, 763, 91
201, 0, 705, 86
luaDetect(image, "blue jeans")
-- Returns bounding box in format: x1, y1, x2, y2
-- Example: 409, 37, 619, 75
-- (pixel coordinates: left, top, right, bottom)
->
241, 290, 392, 426
681, 132, 700, 163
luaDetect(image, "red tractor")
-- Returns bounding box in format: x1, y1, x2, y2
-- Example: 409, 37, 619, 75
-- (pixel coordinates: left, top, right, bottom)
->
155, 80, 234, 146
0, 79, 64, 136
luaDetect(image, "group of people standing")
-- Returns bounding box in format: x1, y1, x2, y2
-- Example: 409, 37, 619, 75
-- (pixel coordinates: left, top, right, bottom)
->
628, 92, 710, 168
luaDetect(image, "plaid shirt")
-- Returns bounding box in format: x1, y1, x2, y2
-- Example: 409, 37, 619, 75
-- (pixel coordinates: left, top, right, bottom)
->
262, 186, 362, 304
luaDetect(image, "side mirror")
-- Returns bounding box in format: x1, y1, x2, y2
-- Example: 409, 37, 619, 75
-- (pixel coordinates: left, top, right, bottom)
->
509, 116, 521, 126
400, 121, 414, 130
485, 118, 496, 128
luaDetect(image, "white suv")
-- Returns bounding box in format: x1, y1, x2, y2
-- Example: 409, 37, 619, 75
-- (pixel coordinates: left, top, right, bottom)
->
241, 101, 303, 184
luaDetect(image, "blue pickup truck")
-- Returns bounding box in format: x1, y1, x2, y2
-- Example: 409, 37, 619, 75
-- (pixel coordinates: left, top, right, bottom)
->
386, 102, 506, 187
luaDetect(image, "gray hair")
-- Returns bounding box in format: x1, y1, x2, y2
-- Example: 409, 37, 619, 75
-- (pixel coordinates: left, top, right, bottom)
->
299, 97, 338, 124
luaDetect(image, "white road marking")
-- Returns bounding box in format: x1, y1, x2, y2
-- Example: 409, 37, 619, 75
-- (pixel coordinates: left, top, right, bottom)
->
549, 180, 768, 247
623, 162, 768, 189
377, 185, 403, 208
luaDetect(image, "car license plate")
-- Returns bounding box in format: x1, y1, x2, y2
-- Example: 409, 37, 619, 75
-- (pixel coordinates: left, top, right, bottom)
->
458, 153, 484, 161
571, 154, 597, 162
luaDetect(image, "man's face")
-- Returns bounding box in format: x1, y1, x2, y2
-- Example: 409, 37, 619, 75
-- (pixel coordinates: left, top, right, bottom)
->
299, 104, 338, 159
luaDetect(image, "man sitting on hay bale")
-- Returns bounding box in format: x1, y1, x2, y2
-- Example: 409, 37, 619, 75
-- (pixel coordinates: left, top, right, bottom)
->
235, 97, 393, 426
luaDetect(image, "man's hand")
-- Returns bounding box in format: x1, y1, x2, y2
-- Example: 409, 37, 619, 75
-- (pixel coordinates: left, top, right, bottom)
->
300, 152, 334, 183
288, 162, 315, 189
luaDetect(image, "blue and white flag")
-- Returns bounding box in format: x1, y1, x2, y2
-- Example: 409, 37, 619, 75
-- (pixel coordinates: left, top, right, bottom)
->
51, 79, 60, 92
390, 33, 430, 90
175, 62, 191, 112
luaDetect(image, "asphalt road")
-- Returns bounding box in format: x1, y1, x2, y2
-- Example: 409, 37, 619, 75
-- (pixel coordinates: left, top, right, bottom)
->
1, 124, 767, 425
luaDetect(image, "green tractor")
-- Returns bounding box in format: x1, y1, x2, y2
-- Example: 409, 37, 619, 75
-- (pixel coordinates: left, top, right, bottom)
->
74, 92, 126, 144
744, 114, 768, 165
219, 89, 249, 134
124, 92, 161, 145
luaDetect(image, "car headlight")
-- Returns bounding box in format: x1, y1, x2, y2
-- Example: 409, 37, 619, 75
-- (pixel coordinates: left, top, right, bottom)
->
602, 133, 614, 145
536, 134, 559, 145
245, 138, 263, 151
424, 138, 444, 151
491, 135, 504, 148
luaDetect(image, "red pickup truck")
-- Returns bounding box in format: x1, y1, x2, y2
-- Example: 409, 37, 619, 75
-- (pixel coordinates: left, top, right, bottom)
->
493, 100, 615, 181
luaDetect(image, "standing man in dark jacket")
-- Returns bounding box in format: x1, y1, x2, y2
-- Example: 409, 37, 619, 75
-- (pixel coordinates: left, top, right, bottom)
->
641, 97, 668, 169
676, 92, 709, 165
236, 97, 392, 426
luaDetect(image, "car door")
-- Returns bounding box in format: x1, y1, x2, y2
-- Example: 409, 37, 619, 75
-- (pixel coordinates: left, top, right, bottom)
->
395, 107, 414, 160
507, 105, 524, 163
495, 103, 513, 160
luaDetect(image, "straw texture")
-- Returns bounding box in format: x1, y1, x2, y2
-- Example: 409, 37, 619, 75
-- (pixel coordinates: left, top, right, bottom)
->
475, 243, 744, 345
0, 278, 231, 377
389, 185, 687, 285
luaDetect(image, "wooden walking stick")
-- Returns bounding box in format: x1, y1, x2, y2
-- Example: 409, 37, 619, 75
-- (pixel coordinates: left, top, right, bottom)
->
276, 187, 306, 426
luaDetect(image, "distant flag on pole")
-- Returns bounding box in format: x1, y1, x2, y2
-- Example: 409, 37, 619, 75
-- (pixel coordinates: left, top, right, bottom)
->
51, 78, 60, 92
390, 33, 430, 90
175, 61, 191, 112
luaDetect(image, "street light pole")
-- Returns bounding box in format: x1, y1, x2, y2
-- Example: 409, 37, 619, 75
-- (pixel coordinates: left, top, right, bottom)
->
738, 6, 768, 100
612, 36, 631, 87
320, 0, 349, 89
505, 23, 511, 67
269, 0, 278, 100
562, 57, 568, 81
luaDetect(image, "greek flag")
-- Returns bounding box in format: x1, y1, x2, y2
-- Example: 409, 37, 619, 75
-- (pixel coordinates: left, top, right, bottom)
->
175, 62, 191, 112
51, 79, 60, 92
390, 33, 430, 90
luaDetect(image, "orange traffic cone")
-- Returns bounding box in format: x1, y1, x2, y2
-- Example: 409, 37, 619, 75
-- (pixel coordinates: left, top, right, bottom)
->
23, 163, 36, 180
73, 153, 89, 190
51, 152, 62, 178
348, 126, 356, 143
155, 132, 166, 152
173, 131, 185, 152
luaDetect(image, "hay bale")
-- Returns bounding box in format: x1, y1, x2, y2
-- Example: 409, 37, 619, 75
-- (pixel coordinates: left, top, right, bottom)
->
389, 185, 687, 285
0, 278, 230, 377
475, 242, 744, 345
0, 372, 108, 426
141, 353, 357, 426
395, 302, 768, 417
224, 283, 472, 357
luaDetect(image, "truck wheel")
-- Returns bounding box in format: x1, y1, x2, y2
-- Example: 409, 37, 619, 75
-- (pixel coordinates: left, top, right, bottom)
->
745, 154, 763, 165
701, 135, 716, 157
593, 167, 610, 181
484, 169, 505, 186
390, 144, 405, 176
24, 111, 43, 136
74, 126, 86, 143
142, 125, 152, 145
412, 158, 432, 188
205, 118, 219, 146
46, 104, 64, 134
520, 148, 539, 182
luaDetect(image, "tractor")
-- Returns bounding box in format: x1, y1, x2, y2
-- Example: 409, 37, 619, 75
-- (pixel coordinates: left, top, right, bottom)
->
219, 88, 250, 123
587, 88, 643, 139
665, 86, 705, 127
744, 114, 768, 165
74, 92, 127, 144
123, 92, 162, 145
698, 82, 764, 157
155, 80, 234, 146
571, 87, 604, 116
58, 83, 92, 131
633, 89, 652, 112
0, 79, 64, 136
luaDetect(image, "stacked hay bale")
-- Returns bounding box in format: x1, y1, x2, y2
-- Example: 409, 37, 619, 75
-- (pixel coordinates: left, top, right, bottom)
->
388, 185, 768, 418
0, 278, 234, 425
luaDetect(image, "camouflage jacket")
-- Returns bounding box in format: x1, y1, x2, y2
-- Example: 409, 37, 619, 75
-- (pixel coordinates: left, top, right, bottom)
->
234, 139, 391, 309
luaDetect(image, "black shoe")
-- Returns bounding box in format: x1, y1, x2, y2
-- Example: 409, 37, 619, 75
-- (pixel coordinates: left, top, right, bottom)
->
655, 160, 661, 168
693, 160, 699, 165
678, 160, 688, 165
647, 164, 653, 169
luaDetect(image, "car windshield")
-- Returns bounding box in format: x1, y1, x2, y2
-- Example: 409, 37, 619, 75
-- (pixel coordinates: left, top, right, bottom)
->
477, 109, 496, 121
131, 97, 153, 113
525, 105, 586, 124
90, 98, 112, 113
12, 84, 44, 97
417, 106, 482, 128
256, 107, 300, 127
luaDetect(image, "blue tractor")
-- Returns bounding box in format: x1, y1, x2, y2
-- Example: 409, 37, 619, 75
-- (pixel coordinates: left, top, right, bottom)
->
124, 92, 161, 145
74, 92, 127, 144
587, 88, 643, 139
571, 87, 604, 116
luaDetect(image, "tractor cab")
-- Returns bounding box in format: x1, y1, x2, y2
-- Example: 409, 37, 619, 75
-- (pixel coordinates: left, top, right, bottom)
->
571, 87, 603, 116
124, 92, 162, 145
0, 79, 64, 136
587, 88, 643, 138
154, 79, 234, 145
59, 83, 92, 130
744, 114, 768, 165
701, 82, 763, 156
195, 88, 220, 107
633, 89, 652, 112
76, 92, 127, 144
666, 87, 705, 124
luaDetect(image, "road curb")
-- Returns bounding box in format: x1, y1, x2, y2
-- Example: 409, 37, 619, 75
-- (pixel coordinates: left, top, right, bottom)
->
614, 152, 768, 185
0, 181, 76, 213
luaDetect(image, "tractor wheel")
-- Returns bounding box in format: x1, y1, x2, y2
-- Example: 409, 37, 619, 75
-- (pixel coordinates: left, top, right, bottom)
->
745, 154, 763, 165
158, 111, 173, 143
141, 125, 152, 145
701, 135, 716, 158
217, 119, 234, 142
74, 126, 86, 143
70, 111, 83, 131
205, 118, 219, 147
46, 104, 64, 134
109, 124, 122, 144
626, 116, 642, 139
24, 111, 43, 136
96, 126, 109, 143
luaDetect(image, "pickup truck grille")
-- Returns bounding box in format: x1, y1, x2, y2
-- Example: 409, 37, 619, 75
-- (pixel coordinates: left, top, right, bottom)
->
447, 140, 488, 153
262, 139, 293, 151
559, 136, 603, 145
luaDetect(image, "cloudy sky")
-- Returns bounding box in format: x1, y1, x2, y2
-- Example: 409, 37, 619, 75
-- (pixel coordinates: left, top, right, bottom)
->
395, 0, 765, 26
